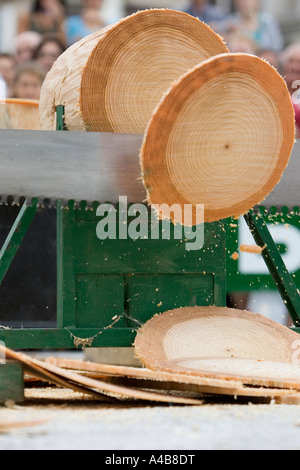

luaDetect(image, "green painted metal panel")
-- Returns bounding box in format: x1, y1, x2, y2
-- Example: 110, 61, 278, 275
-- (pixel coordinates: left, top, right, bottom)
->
57, 203, 227, 343
227, 207, 300, 293
76, 274, 125, 328
0, 363, 24, 403
125, 273, 215, 326
0, 328, 137, 349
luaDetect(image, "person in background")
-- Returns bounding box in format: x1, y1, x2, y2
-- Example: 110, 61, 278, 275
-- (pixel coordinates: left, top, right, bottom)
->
13, 62, 46, 101
0, 54, 16, 98
280, 43, 300, 138
220, 0, 283, 53
184, 0, 226, 27
14, 31, 42, 66
18, 0, 66, 45
0, 74, 7, 100
258, 49, 279, 69
33, 35, 65, 73
64, 0, 106, 46
227, 34, 258, 55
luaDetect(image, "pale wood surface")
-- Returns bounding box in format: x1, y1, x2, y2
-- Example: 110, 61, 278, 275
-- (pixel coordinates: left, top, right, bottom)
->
0, 344, 203, 405
39, 9, 228, 133
161, 357, 300, 391
140, 53, 295, 224
0, 99, 40, 130
134, 306, 300, 369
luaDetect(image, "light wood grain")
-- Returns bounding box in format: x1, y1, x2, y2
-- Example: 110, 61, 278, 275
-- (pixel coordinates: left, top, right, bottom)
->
134, 306, 300, 370
0, 99, 40, 130
39, 9, 228, 133
140, 53, 295, 224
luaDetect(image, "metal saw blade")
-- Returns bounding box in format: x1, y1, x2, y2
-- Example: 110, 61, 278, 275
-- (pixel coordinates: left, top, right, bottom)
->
0, 130, 145, 206
0, 130, 299, 210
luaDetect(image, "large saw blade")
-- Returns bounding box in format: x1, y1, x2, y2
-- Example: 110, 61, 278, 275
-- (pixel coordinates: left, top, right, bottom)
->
0, 130, 299, 209
0, 130, 145, 205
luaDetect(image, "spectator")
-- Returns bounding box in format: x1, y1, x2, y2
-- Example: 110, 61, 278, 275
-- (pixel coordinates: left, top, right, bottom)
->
64, 0, 106, 46
220, 0, 284, 52
14, 31, 42, 66
13, 62, 46, 101
280, 43, 300, 137
18, 0, 66, 45
33, 35, 66, 73
0, 74, 7, 100
0, 54, 16, 98
184, 0, 226, 27
258, 49, 279, 69
227, 34, 258, 55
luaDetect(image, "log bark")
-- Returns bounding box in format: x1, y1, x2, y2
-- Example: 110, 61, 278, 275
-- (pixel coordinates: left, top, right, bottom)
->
140, 53, 295, 224
39, 9, 228, 133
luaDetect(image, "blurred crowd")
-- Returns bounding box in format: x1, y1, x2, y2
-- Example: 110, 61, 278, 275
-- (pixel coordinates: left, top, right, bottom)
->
0, 0, 300, 135
0, 0, 106, 101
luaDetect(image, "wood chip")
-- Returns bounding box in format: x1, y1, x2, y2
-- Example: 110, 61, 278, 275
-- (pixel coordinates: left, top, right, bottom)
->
240, 244, 264, 254
0, 419, 49, 434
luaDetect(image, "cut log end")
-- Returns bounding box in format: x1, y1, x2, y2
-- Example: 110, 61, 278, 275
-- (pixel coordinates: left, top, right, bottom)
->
140, 53, 295, 225
39, 9, 228, 133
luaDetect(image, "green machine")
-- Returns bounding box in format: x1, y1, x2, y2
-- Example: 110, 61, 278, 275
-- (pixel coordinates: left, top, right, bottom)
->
0, 109, 300, 402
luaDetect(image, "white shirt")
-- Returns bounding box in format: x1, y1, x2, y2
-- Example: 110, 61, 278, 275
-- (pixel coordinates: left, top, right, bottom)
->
0, 75, 7, 100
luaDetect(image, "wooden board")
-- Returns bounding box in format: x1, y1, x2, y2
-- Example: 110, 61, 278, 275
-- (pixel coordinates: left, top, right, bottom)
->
45, 357, 300, 400
39, 9, 228, 133
160, 357, 300, 392
0, 344, 203, 405
0, 99, 40, 130
140, 53, 295, 224
134, 306, 300, 369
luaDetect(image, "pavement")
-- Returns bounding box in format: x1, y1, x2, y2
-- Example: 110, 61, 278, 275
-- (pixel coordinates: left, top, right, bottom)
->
1, 387, 300, 450
1, 349, 300, 451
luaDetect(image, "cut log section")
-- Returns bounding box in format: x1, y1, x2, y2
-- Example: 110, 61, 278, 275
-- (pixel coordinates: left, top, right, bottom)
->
160, 357, 300, 391
140, 53, 295, 224
134, 306, 300, 370
0, 99, 40, 130
39, 9, 228, 133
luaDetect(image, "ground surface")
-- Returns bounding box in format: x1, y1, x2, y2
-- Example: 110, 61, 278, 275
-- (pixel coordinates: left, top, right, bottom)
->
1, 388, 300, 450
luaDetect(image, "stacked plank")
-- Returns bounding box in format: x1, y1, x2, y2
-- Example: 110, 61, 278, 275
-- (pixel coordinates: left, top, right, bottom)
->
2, 305, 300, 405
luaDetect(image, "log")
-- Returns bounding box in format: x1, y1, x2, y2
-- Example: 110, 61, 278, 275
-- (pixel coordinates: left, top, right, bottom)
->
134, 306, 300, 370
0, 99, 40, 130
39, 9, 228, 133
140, 53, 295, 224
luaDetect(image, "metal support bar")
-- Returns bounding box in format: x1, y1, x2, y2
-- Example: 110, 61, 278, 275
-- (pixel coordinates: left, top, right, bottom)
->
0, 199, 38, 284
56, 105, 67, 131
244, 210, 300, 327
